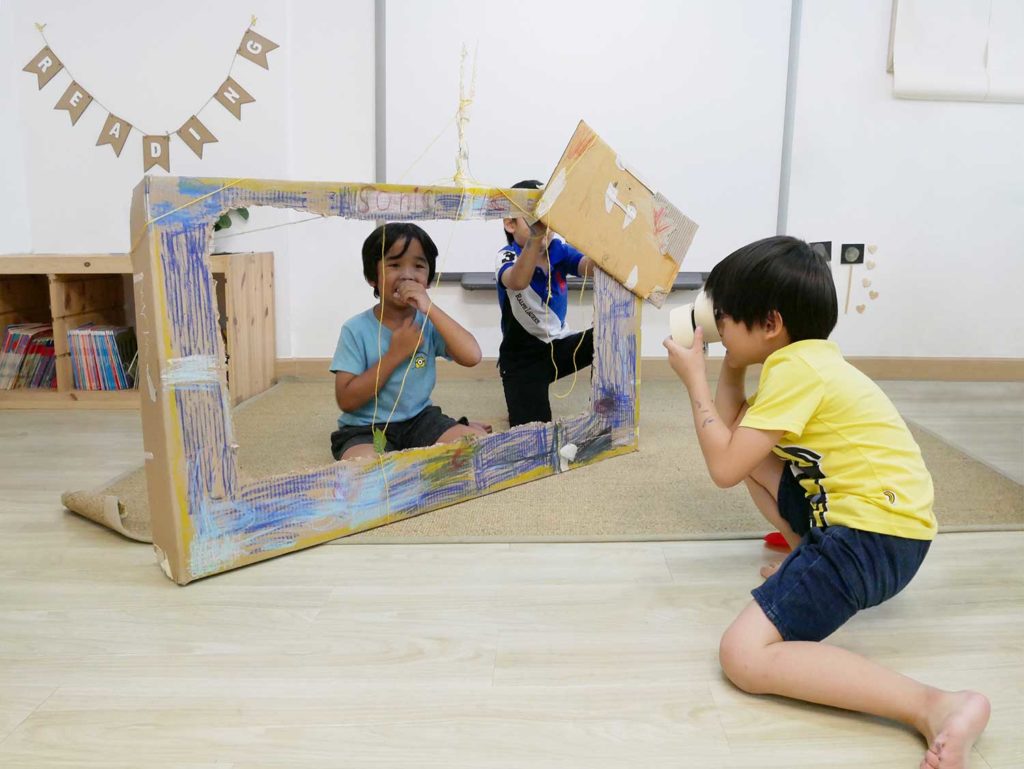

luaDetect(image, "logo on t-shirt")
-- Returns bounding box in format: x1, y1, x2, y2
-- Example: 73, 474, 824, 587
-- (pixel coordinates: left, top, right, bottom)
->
414, 352, 427, 369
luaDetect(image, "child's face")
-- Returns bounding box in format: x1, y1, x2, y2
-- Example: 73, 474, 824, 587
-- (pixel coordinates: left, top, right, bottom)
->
373, 237, 430, 307
504, 216, 533, 248
716, 312, 773, 368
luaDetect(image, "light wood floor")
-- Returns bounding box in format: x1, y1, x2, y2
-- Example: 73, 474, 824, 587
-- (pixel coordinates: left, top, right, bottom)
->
0, 381, 1021, 768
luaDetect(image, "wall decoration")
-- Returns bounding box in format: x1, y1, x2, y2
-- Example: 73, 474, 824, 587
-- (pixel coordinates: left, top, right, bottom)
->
22, 18, 277, 173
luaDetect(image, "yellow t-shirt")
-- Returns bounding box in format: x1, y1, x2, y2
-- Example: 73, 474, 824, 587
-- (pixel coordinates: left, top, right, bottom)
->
741, 340, 936, 540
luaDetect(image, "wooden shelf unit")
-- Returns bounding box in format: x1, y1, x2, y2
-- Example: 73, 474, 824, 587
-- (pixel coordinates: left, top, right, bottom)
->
0, 252, 275, 409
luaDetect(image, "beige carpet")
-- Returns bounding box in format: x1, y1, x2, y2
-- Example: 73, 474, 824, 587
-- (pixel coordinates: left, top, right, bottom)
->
62, 378, 1024, 544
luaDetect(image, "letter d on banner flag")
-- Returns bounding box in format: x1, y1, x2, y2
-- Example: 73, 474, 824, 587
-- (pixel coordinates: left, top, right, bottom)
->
143, 135, 170, 172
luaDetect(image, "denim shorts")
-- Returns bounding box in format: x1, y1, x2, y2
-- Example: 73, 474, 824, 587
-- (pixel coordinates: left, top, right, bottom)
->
330, 405, 464, 459
751, 464, 932, 642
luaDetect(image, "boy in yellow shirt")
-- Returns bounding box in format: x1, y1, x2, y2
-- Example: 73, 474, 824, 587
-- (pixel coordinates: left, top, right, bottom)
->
663, 236, 989, 769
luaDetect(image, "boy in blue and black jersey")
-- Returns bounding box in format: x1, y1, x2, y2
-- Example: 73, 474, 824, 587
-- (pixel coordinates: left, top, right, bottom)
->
495, 180, 594, 427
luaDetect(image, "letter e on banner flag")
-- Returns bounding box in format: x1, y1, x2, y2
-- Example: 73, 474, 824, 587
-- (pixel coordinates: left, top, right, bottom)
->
54, 81, 93, 125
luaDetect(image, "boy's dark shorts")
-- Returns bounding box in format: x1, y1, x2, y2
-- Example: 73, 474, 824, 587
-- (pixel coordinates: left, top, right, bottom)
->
751, 463, 932, 642
499, 329, 594, 427
330, 405, 466, 459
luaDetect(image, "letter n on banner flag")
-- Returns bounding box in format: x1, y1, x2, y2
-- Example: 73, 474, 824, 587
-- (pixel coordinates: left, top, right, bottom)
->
237, 29, 278, 69
54, 82, 93, 125
143, 135, 170, 172
214, 77, 255, 119
177, 116, 218, 159
22, 47, 64, 89
96, 114, 132, 157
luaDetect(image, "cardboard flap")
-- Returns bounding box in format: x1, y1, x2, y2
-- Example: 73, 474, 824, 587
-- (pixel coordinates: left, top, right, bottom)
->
537, 121, 698, 307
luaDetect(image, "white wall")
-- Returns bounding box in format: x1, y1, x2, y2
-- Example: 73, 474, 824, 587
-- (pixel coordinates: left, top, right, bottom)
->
0, 0, 32, 251
385, 0, 793, 357
3, 0, 1022, 361
788, 0, 1024, 358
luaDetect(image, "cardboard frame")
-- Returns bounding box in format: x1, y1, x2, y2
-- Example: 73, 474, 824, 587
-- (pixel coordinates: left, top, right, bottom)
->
130, 176, 642, 584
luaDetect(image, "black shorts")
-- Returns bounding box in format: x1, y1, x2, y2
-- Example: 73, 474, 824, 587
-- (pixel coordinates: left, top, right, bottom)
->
330, 405, 465, 459
499, 329, 594, 427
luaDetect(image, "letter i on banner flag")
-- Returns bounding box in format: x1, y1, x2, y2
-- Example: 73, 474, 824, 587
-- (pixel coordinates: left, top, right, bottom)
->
177, 116, 218, 158
96, 114, 132, 157
237, 29, 278, 69
22, 47, 63, 89
54, 81, 92, 125
214, 76, 255, 119
143, 135, 170, 172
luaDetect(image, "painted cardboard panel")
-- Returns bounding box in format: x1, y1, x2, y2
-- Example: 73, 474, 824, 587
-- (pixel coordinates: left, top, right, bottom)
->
536, 121, 699, 307
130, 176, 642, 584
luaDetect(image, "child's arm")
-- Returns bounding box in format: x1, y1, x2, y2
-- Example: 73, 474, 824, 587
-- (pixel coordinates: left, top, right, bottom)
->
715, 360, 748, 428
501, 226, 549, 291
395, 282, 482, 367
664, 329, 782, 488
334, 315, 422, 412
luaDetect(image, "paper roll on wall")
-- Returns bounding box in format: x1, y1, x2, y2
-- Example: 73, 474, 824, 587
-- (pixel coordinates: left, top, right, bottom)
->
669, 291, 722, 348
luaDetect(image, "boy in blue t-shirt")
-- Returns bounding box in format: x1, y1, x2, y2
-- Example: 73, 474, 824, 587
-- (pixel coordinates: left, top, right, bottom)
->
663, 236, 989, 769
495, 179, 594, 427
330, 223, 488, 461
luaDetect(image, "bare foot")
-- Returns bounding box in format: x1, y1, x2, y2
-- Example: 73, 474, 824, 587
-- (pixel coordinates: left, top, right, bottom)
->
759, 561, 781, 580
920, 690, 991, 769
469, 420, 493, 434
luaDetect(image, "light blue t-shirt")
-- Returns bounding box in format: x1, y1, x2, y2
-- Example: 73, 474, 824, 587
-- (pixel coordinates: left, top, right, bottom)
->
330, 307, 449, 427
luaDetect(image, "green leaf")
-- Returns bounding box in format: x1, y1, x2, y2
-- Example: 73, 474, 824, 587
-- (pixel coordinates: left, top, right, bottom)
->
214, 214, 232, 231
237, 207, 250, 221
372, 428, 387, 455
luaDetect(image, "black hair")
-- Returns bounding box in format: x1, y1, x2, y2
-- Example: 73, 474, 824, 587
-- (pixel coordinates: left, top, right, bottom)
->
505, 179, 543, 244
703, 235, 838, 342
361, 222, 438, 298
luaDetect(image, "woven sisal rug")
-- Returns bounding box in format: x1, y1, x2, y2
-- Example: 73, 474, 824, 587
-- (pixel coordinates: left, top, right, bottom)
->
62, 379, 1024, 544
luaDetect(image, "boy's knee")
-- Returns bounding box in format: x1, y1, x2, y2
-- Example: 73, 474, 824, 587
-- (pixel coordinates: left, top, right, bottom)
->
718, 626, 768, 694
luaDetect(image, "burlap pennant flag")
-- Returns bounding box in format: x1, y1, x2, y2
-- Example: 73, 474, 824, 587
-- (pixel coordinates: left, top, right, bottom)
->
177, 115, 218, 158
54, 81, 93, 125
23, 47, 63, 89
237, 29, 278, 69
96, 114, 132, 157
143, 135, 170, 172
213, 76, 255, 120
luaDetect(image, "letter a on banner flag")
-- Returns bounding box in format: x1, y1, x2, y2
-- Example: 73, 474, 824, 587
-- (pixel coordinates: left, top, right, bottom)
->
96, 114, 132, 157
54, 81, 93, 125
23, 47, 64, 89
143, 135, 170, 172
214, 76, 255, 119
177, 116, 218, 158
237, 29, 278, 69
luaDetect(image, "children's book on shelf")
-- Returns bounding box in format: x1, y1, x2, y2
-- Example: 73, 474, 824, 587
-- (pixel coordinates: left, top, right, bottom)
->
68, 324, 138, 391
0, 323, 57, 390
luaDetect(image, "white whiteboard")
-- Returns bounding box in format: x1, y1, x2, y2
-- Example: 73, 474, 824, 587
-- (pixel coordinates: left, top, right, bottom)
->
386, 0, 793, 272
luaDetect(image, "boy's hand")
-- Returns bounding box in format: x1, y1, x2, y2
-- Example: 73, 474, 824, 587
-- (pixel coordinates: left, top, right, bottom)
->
389, 315, 422, 360
526, 220, 551, 248
663, 327, 708, 389
394, 280, 430, 314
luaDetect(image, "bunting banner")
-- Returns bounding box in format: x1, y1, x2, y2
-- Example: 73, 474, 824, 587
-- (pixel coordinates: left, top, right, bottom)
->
22, 19, 277, 174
